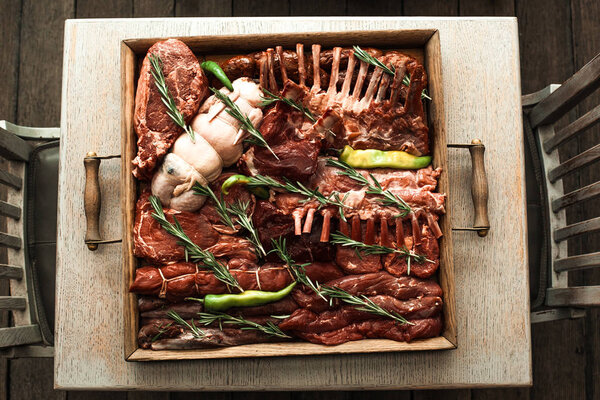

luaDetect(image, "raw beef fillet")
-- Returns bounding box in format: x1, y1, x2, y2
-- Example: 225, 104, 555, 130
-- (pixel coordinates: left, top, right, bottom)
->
279, 295, 442, 333
130, 261, 294, 301
133, 191, 219, 263
132, 39, 209, 180
295, 316, 443, 345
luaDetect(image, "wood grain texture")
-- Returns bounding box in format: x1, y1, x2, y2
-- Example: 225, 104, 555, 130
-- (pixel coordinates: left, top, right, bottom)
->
570, 3, 600, 398
0, 0, 16, 375
76, 0, 133, 18
176, 0, 232, 17
68, 392, 126, 400
9, 359, 66, 400
134, 0, 175, 17
233, 0, 289, 16
128, 337, 456, 361
127, 392, 170, 400
290, 0, 346, 16
56, 17, 529, 390
458, 0, 514, 16
531, 319, 586, 400
414, 389, 470, 400
18, 0, 74, 127
346, 0, 401, 16
404, 0, 458, 16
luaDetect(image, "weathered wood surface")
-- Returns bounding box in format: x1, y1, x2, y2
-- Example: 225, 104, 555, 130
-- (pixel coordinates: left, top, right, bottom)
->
55, 17, 529, 390
2, 0, 598, 399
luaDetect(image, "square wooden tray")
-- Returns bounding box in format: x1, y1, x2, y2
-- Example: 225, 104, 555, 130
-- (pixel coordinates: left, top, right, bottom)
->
120, 29, 456, 361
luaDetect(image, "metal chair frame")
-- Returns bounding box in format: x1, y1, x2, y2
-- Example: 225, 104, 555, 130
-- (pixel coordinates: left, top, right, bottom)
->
523, 53, 600, 323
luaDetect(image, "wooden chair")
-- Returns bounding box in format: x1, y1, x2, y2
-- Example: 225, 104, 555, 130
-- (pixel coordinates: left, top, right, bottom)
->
0, 121, 59, 357
523, 53, 600, 323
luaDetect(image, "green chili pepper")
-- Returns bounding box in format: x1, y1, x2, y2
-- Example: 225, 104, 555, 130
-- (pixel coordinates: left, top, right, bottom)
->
221, 174, 269, 199
197, 282, 297, 312
339, 145, 431, 170
201, 60, 234, 92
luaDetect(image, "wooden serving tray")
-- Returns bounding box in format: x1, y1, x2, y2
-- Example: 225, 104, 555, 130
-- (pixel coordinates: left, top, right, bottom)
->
120, 29, 456, 361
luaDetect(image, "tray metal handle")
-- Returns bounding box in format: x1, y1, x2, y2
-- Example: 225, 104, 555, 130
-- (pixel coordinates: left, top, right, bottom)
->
448, 139, 490, 237
83, 152, 121, 250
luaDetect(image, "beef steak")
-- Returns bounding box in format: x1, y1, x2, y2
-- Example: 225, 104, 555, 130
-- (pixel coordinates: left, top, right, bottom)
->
132, 39, 208, 180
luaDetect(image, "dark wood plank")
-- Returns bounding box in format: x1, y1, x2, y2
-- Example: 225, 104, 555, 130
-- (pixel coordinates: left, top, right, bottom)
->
171, 393, 231, 400
531, 320, 586, 399
0, 0, 21, 124
548, 143, 600, 183
517, 0, 574, 95
529, 53, 600, 128
290, 0, 346, 16
472, 388, 529, 400
458, 0, 514, 15
68, 392, 126, 400
555, 251, 600, 272
544, 104, 600, 152
571, 2, 600, 399
352, 391, 411, 400
0, 201, 21, 220
18, 0, 75, 127
9, 358, 66, 400
0, 2, 19, 399
0, 297, 26, 310
0, 233, 21, 250
235, 392, 291, 400
552, 181, 600, 212
404, 0, 459, 15
346, 0, 402, 15
0, 169, 22, 190
175, 0, 232, 17
413, 389, 471, 400
127, 392, 170, 400
76, 0, 133, 18
0, 265, 23, 280
293, 392, 351, 400
0, 127, 32, 161
233, 0, 289, 16
134, 0, 175, 17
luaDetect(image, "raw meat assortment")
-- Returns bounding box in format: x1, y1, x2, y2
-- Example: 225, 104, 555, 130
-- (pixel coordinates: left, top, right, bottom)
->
132, 39, 209, 180
129, 40, 446, 350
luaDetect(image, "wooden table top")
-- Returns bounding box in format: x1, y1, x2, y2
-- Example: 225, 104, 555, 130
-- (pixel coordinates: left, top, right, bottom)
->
55, 17, 530, 390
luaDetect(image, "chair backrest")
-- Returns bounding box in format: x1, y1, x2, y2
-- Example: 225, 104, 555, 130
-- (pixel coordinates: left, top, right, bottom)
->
0, 124, 43, 348
526, 53, 600, 308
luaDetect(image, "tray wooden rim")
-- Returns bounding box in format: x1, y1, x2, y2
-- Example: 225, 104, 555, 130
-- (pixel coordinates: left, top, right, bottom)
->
120, 28, 456, 361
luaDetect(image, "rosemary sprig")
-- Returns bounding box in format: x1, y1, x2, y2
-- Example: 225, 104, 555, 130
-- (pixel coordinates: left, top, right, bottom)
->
167, 310, 205, 339
227, 200, 267, 257
149, 195, 243, 292
318, 286, 413, 325
148, 54, 196, 141
196, 312, 291, 339
151, 322, 173, 342
270, 237, 326, 300
271, 237, 411, 325
326, 159, 411, 217
330, 231, 432, 264
245, 174, 350, 221
352, 46, 431, 100
260, 88, 316, 122
210, 87, 279, 159
192, 183, 266, 257
192, 183, 235, 229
